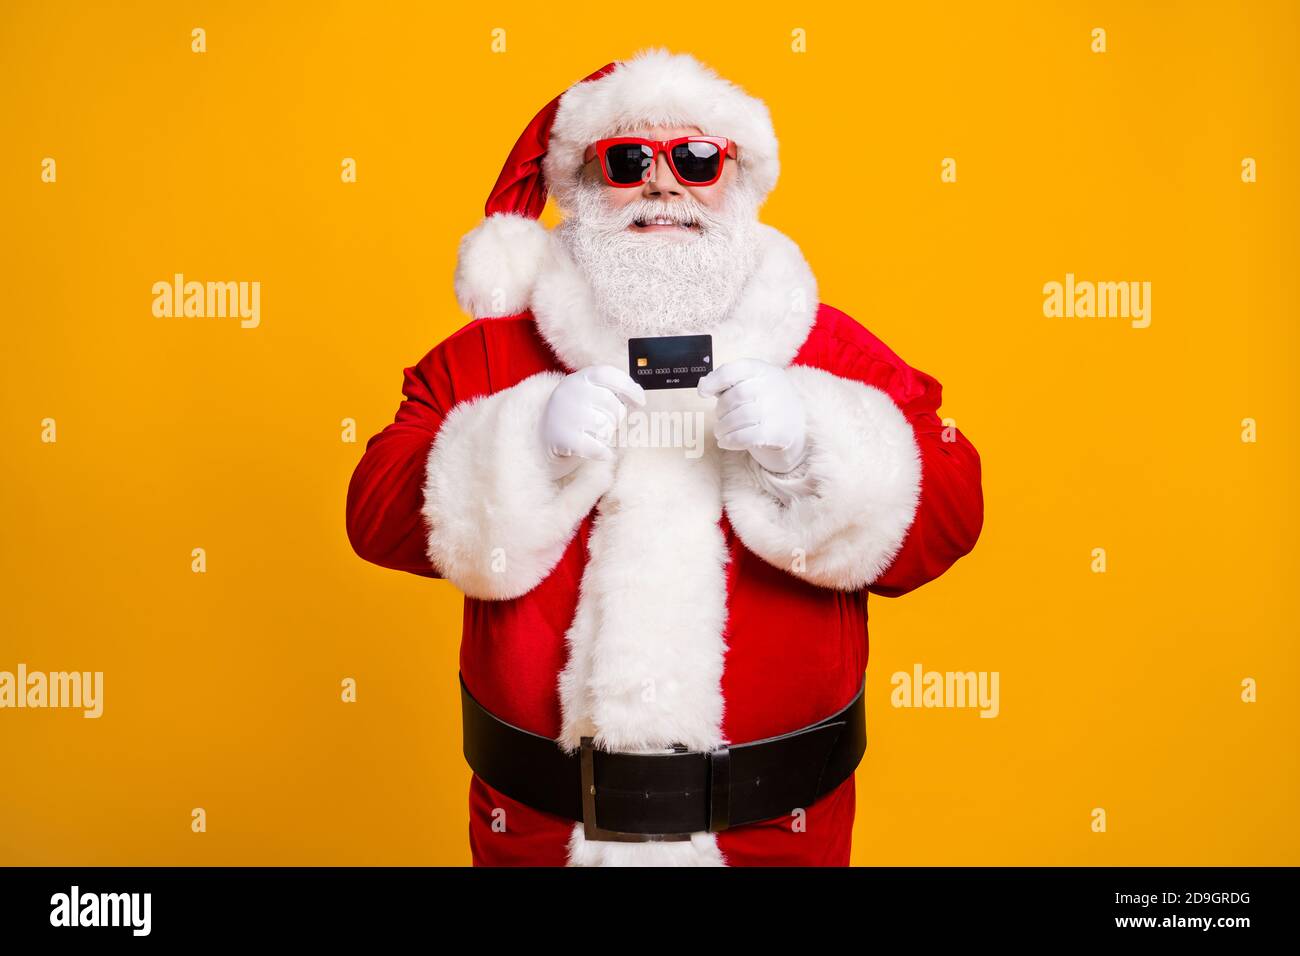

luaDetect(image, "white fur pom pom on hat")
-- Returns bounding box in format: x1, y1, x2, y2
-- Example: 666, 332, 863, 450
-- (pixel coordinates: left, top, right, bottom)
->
452, 212, 553, 319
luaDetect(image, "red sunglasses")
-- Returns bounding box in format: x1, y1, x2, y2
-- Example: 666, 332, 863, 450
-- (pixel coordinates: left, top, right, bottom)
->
583, 136, 738, 187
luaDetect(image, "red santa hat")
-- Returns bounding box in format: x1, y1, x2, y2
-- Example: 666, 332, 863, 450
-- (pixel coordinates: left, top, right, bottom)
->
453, 47, 781, 319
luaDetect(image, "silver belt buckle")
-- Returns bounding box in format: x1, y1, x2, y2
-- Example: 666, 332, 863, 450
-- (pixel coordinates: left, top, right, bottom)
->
579, 736, 693, 843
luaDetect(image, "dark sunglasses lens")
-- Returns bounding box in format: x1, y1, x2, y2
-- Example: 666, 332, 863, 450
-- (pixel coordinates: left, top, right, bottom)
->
670, 141, 722, 183
604, 144, 654, 184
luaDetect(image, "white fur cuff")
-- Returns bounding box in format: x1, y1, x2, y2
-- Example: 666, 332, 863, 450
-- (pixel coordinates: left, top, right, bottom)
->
421, 371, 613, 599
720, 365, 922, 590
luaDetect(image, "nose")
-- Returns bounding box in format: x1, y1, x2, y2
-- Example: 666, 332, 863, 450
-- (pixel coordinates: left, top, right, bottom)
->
642, 149, 684, 199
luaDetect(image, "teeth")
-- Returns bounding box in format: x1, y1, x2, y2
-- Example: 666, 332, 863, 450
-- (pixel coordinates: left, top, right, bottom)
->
635, 218, 693, 227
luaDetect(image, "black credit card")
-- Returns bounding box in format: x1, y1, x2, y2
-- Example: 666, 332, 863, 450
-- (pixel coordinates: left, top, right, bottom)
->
628, 334, 713, 390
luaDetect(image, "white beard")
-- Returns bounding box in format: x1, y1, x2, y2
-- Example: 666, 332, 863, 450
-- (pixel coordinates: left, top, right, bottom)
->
553, 177, 763, 337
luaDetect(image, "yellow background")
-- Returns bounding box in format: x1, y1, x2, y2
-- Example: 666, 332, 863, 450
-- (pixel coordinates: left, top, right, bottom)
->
1, 1, 1296, 865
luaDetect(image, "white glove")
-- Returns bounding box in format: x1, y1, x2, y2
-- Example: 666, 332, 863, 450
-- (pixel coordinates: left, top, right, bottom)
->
698, 359, 808, 473
541, 365, 646, 480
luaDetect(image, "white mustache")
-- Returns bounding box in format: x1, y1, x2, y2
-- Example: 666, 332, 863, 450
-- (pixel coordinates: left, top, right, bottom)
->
614, 199, 718, 231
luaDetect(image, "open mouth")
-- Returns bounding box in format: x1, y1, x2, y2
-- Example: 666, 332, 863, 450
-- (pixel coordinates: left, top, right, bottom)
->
629, 216, 698, 233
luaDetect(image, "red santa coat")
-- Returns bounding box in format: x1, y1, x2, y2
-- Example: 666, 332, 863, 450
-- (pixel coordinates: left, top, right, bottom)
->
346, 221, 983, 865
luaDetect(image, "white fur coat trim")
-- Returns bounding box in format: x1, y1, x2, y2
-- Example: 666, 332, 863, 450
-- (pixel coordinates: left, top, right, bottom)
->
721, 365, 922, 590
557, 385, 732, 866
420, 370, 615, 600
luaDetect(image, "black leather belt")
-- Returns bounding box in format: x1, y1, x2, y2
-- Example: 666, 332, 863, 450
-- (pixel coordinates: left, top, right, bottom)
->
460, 671, 867, 842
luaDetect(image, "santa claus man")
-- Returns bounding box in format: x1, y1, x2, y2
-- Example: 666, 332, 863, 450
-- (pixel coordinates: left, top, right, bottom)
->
346, 48, 983, 866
